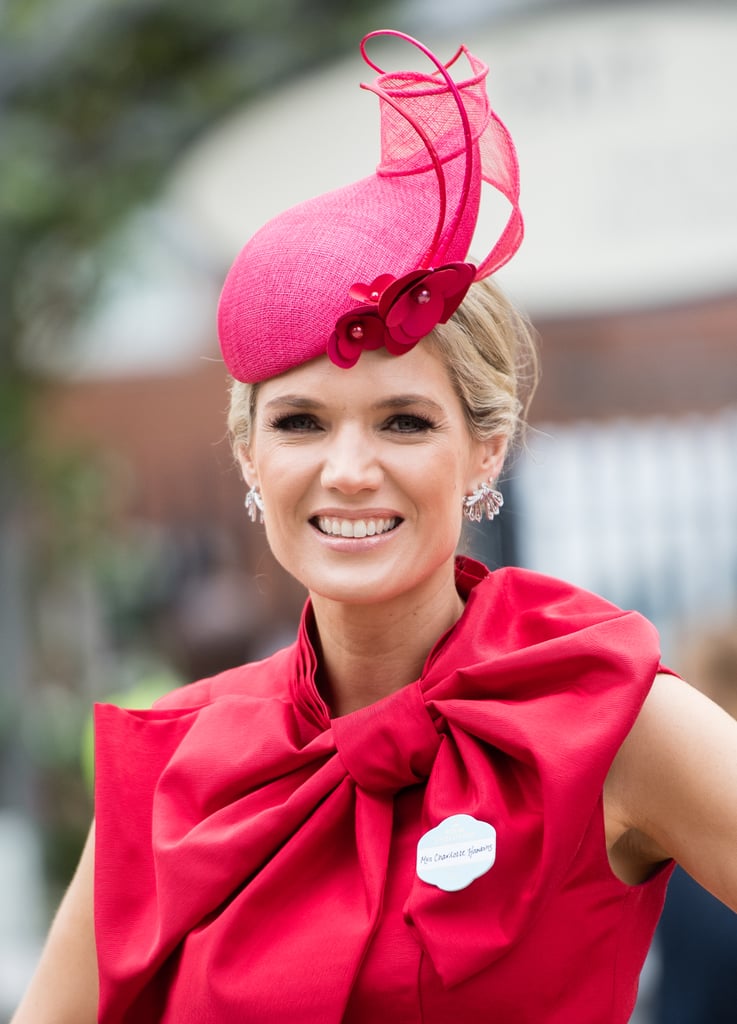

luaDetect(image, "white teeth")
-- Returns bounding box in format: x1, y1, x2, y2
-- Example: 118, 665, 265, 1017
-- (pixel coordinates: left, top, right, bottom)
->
315, 516, 398, 538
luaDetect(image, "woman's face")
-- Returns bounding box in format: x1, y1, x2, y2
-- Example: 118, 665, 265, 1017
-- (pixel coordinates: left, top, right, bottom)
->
239, 344, 506, 609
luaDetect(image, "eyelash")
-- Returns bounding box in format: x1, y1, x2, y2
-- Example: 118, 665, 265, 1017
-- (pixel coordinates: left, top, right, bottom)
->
267, 413, 437, 434
386, 414, 436, 434
268, 414, 319, 432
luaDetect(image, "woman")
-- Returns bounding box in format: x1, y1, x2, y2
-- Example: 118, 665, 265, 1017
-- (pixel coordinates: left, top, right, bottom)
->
13, 29, 737, 1024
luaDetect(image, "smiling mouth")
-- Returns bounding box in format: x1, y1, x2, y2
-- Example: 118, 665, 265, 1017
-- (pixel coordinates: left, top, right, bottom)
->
312, 516, 401, 539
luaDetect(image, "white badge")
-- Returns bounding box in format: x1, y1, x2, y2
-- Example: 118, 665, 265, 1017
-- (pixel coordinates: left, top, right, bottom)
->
416, 813, 497, 892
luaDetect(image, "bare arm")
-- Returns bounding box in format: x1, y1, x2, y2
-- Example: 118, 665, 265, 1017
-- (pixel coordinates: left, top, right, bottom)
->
606, 672, 737, 909
11, 822, 98, 1024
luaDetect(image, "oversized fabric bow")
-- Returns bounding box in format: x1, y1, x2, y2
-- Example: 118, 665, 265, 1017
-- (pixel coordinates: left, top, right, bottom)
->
94, 559, 662, 1023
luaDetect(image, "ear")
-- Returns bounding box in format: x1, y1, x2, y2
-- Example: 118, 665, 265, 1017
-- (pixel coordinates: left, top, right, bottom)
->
236, 444, 259, 490
469, 433, 508, 488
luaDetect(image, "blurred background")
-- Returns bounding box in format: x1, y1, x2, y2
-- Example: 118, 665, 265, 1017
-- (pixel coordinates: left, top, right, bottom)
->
1, 0, 736, 1019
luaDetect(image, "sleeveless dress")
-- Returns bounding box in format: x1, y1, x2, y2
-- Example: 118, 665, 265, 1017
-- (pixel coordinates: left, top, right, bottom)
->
94, 557, 673, 1022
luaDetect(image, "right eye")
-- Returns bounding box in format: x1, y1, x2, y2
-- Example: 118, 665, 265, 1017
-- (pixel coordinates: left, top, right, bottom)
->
269, 413, 321, 432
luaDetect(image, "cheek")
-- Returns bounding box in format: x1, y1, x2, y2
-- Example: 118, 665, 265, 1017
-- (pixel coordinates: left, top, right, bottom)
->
256, 454, 317, 552
414, 462, 466, 534
425, 449, 472, 498
256, 447, 309, 495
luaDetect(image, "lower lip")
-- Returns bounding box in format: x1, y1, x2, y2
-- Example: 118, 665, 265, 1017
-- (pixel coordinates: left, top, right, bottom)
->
310, 521, 402, 551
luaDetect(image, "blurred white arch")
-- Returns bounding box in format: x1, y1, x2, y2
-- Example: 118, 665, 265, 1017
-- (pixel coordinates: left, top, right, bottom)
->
169, 4, 737, 317
59, 3, 737, 377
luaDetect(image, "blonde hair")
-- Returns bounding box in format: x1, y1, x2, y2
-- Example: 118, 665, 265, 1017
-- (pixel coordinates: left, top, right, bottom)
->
426, 277, 538, 446
227, 278, 538, 456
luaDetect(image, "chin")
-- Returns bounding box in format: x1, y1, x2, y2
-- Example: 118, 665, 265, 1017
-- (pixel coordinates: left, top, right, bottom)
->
302, 556, 456, 610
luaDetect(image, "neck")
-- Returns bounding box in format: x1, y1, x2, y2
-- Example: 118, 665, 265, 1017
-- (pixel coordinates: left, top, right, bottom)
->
309, 565, 465, 717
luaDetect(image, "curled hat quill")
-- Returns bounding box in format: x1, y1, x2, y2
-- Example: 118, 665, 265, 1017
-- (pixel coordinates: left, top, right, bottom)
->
217, 30, 523, 383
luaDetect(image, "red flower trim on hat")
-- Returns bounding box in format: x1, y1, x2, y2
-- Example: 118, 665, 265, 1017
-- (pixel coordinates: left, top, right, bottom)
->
327, 262, 476, 369
349, 275, 396, 304
327, 306, 387, 369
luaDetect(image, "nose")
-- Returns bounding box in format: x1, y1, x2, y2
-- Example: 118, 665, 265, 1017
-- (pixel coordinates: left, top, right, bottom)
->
320, 424, 383, 494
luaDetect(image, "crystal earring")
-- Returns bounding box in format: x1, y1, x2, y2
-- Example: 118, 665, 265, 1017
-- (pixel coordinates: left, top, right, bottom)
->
244, 486, 265, 524
462, 481, 504, 522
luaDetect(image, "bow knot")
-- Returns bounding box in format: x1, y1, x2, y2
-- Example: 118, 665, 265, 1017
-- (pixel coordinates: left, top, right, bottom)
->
332, 681, 441, 793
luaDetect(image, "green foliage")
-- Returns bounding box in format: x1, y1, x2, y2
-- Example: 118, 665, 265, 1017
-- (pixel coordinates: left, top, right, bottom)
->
0, 0, 392, 456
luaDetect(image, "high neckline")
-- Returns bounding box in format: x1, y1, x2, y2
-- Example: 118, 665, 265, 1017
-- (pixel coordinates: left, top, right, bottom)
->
290, 556, 492, 727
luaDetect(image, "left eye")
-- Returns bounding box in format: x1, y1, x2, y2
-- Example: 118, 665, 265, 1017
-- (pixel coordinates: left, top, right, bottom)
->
386, 415, 435, 433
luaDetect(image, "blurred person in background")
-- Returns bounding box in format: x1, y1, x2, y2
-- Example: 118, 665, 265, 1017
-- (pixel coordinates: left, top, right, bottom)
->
12, 29, 737, 1024
653, 622, 737, 1024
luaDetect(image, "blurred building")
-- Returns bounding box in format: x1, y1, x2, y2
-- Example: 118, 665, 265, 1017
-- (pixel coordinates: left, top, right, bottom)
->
38, 2, 737, 657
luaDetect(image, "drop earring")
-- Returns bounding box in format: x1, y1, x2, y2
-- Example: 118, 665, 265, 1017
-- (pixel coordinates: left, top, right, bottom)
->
244, 486, 265, 524
462, 481, 504, 522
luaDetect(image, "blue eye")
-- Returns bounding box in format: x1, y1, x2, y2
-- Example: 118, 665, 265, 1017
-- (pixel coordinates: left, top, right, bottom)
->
387, 414, 436, 433
270, 414, 321, 432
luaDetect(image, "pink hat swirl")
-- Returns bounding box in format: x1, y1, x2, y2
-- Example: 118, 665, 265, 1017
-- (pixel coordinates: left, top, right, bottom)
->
217, 29, 522, 383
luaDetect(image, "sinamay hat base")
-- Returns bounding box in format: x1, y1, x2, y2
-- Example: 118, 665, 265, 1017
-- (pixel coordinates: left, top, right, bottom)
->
217, 30, 523, 383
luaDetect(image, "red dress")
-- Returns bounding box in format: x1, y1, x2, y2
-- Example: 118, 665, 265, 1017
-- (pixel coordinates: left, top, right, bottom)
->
94, 558, 672, 1022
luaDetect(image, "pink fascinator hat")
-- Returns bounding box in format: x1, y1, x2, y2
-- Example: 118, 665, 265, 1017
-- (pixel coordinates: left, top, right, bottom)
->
217, 29, 523, 384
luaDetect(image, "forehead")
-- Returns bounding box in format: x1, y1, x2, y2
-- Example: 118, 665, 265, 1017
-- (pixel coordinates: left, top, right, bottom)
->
256, 344, 460, 411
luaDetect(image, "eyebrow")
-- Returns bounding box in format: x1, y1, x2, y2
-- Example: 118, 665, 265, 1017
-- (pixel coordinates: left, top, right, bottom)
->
372, 394, 446, 415
261, 395, 322, 412
262, 393, 446, 414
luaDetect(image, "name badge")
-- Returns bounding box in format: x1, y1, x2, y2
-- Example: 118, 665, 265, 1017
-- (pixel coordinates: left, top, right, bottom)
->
416, 813, 496, 892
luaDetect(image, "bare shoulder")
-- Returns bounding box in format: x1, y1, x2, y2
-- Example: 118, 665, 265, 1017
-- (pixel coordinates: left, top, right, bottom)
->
10, 823, 98, 1024
605, 673, 737, 908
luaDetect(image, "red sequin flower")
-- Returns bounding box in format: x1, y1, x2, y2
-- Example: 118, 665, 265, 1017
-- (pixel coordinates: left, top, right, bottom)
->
327, 262, 475, 369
